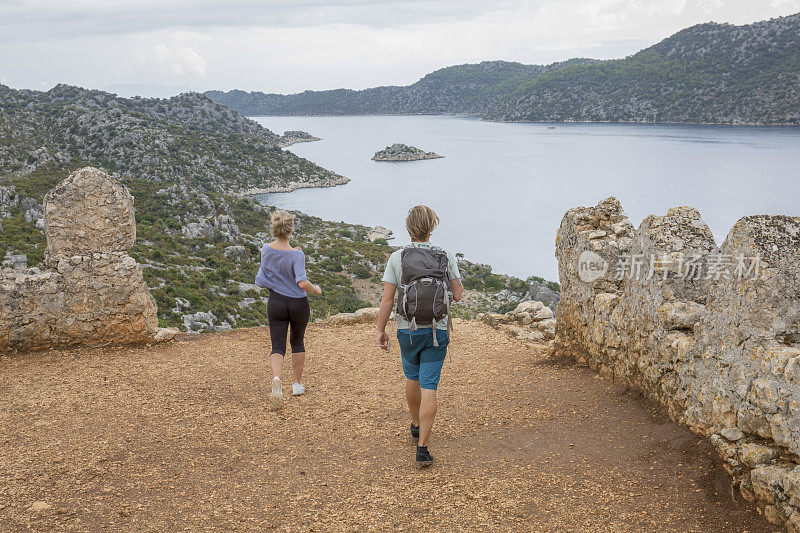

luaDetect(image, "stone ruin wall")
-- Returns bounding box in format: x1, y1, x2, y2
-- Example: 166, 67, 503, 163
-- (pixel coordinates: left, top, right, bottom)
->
0, 167, 159, 353
554, 197, 800, 530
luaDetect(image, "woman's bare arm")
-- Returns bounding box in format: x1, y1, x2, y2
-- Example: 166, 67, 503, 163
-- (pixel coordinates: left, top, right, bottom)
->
298, 280, 321, 295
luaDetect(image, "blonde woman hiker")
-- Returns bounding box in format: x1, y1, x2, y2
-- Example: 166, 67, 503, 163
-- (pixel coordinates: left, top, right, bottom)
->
376, 205, 463, 467
255, 210, 322, 409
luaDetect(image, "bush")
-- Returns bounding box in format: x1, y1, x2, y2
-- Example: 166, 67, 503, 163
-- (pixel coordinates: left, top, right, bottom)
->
484, 275, 505, 291
319, 258, 343, 272
351, 263, 371, 279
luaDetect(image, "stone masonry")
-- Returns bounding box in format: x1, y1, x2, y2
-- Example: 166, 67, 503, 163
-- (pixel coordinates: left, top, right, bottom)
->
554, 197, 800, 530
0, 167, 159, 353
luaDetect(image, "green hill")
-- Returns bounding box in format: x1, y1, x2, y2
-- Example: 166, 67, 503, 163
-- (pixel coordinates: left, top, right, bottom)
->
0, 84, 345, 193
205, 59, 594, 116
1, 84, 552, 333
484, 13, 800, 124
207, 13, 800, 125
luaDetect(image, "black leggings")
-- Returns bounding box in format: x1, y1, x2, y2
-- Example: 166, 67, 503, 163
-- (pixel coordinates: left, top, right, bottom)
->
267, 290, 310, 355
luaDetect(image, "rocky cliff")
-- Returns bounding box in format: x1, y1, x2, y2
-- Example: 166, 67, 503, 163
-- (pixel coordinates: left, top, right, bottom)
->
0, 167, 161, 352
554, 197, 800, 529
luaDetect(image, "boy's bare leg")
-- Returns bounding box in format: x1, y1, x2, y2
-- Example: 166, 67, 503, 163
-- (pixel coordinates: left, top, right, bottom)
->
406, 379, 421, 426
418, 389, 437, 446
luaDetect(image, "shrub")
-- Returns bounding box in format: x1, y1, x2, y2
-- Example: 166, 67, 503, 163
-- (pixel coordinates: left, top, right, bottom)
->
351, 263, 371, 279
319, 258, 343, 272
484, 275, 505, 291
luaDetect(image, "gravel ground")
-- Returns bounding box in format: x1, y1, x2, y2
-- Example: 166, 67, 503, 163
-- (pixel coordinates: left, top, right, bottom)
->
0, 320, 773, 532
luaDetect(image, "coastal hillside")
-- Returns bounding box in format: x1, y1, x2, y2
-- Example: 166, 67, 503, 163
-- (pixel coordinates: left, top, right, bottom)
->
205, 59, 594, 116
1, 84, 557, 332
207, 13, 800, 125
0, 84, 345, 194
485, 13, 800, 124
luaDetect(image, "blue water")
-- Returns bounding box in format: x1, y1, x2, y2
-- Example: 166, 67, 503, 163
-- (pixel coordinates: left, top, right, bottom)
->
251, 115, 800, 280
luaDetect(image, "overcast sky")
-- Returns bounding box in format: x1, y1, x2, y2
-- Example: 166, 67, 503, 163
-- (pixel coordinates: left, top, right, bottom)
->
2, 0, 799, 97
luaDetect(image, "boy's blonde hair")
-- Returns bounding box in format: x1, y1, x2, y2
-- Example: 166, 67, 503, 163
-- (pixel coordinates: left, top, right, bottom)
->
405, 205, 439, 242
271, 210, 295, 239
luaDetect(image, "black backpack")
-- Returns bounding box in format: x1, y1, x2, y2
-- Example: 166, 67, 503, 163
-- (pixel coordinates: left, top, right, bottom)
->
395, 245, 452, 346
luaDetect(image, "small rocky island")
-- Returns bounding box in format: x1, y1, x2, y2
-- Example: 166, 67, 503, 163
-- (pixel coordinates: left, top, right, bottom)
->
279, 130, 321, 147
372, 143, 443, 162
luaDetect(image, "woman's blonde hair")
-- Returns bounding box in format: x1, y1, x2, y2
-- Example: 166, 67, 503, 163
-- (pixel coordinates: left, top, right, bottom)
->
271, 210, 295, 240
405, 205, 439, 241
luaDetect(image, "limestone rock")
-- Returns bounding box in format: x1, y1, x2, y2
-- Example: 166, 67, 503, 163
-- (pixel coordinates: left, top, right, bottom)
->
30, 501, 51, 512
553, 196, 800, 528
153, 327, 180, 343
720, 427, 745, 441
740, 443, 779, 467
223, 245, 250, 261
0, 167, 158, 353
43, 167, 136, 258
366, 226, 393, 242
325, 307, 381, 325
477, 300, 554, 344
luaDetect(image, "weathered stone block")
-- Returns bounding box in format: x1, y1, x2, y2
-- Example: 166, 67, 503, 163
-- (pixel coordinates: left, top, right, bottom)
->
1, 167, 157, 353
44, 167, 136, 257
554, 198, 800, 529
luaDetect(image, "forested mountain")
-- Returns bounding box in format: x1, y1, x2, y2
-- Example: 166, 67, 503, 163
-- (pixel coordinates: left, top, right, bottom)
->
205, 59, 595, 116
485, 13, 800, 124
207, 13, 800, 125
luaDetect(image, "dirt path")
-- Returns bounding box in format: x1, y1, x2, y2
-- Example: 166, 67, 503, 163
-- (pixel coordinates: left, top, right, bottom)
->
0, 321, 772, 532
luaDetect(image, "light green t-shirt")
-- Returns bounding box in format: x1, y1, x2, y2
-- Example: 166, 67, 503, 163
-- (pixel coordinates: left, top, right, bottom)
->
382, 242, 461, 331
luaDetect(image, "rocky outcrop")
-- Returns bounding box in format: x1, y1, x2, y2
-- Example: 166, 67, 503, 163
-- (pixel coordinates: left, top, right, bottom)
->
372, 143, 443, 161
0, 167, 160, 353
477, 300, 555, 344
279, 130, 321, 146
323, 307, 380, 326
554, 197, 800, 529
366, 226, 393, 242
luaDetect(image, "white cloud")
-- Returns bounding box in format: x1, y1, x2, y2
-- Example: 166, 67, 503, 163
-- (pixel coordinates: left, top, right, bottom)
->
1, 0, 798, 94
138, 31, 208, 78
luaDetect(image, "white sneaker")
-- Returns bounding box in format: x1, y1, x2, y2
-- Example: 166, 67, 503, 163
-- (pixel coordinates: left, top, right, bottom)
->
292, 383, 305, 396
271, 377, 283, 409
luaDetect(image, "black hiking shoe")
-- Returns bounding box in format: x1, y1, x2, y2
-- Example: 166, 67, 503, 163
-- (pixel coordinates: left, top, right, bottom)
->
410, 424, 419, 440
415, 445, 434, 467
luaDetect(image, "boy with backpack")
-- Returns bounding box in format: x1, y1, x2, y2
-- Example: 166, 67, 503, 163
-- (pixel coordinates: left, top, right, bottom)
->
377, 205, 463, 467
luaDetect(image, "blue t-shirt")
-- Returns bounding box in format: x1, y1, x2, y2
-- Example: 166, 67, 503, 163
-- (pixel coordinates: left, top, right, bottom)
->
255, 245, 308, 298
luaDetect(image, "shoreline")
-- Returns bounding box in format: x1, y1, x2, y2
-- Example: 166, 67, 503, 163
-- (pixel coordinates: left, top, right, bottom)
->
240, 175, 350, 196
480, 117, 800, 128
249, 113, 800, 128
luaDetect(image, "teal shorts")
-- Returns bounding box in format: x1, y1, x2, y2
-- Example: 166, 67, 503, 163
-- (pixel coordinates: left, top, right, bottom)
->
397, 328, 449, 390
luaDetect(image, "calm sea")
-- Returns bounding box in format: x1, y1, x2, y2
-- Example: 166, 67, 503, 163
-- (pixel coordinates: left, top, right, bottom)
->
251, 115, 800, 280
